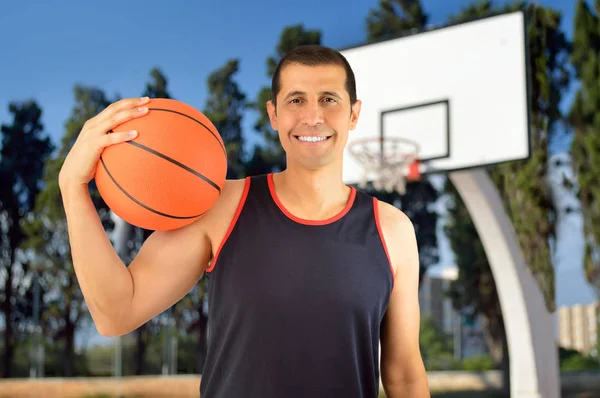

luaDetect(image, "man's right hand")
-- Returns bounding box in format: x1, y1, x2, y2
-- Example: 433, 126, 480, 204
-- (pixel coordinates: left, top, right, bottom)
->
58, 96, 150, 189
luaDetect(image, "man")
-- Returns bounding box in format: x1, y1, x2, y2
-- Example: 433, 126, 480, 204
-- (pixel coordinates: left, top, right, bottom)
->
59, 44, 429, 397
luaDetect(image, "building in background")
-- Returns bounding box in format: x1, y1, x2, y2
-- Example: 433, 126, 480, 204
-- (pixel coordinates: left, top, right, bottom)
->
558, 301, 599, 357
419, 268, 456, 335
419, 267, 487, 359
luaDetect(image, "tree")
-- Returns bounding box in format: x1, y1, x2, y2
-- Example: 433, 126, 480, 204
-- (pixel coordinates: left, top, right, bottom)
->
446, 0, 493, 23
443, 0, 572, 392
203, 59, 247, 179
23, 86, 114, 376
419, 315, 454, 369
364, 0, 439, 282
143, 67, 169, 99
443, 178, 506, 370
244, 146, 276, 176
251, 24, 321, 171
0, 100, 54, 376
568, 0, 600, 296
503, 0, 570, 311
366, 0, 428, 42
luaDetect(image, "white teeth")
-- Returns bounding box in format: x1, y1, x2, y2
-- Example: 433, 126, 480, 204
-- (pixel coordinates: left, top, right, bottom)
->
298, 136, 328, 142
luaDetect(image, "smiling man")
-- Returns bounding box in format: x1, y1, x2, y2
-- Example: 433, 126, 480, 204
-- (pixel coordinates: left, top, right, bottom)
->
60, 44, 429, 398
199, 45, 430, 398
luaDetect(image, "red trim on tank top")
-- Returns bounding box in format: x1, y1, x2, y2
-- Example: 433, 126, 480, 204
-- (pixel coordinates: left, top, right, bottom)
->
267, 172, 356, 226
373, 197, 395, 282
206, 177, 251, 273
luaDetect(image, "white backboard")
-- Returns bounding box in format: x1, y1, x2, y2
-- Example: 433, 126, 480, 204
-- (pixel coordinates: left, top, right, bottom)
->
341, 11, 531, 186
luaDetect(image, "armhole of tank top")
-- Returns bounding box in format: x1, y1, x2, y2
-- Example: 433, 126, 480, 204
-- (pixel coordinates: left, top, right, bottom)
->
206, 177, 251, 273
372, 197, 396, 284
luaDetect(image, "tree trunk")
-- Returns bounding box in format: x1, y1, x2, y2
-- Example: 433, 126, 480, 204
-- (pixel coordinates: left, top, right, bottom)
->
481, 305, 510, 394
196, 304, 209, 374
481, 316, 503, 362
63, 313, 75, 376
135, 324, 148, 375
500, 326, 510, 395
1, 249, 15, 377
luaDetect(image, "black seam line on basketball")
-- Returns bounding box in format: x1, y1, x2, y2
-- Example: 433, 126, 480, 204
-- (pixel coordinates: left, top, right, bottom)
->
147, 107, 226, 155
125, 140, 221, 193
99, 156, 207, 220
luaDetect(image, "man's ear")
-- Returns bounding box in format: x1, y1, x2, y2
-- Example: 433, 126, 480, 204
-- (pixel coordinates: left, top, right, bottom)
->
266, 100, 278, 131
349, 99, 362, 130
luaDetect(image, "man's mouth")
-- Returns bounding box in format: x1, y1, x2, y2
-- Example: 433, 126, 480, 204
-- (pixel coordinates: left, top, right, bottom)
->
294, 135, 332, 143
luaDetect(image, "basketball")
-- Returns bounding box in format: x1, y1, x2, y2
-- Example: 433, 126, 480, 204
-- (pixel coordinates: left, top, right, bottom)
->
94, 98, 227, 231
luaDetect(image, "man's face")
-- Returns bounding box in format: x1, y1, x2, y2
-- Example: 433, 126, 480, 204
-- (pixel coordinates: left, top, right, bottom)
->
267, 63, 361, 171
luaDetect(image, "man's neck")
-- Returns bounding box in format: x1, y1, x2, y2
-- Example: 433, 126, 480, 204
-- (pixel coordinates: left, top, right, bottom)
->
272, 165, 351, 220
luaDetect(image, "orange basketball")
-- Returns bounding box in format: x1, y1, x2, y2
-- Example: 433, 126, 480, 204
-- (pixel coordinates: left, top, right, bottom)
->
94, 98, 227, 231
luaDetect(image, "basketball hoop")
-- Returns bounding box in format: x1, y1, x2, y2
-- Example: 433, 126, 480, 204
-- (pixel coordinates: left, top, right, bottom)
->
348, 136, 421, 195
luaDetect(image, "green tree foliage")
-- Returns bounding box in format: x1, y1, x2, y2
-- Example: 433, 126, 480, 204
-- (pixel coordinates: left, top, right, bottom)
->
447, 0, 494, 23
559, 346, 600, 371
446, 0, 571, 313
495, 2, 570, 312
443, 179, 507, 373
419, 315, 453, 367
444, 1, 572, 392
366, 0, 428, 42
22, 86, 115, 376
0, 100, 54, 376
203, 59, 247, 179
364, 0, 439, 282
568, 0, 600, 296
143, 67, 169, 99
251, 24, 321, 170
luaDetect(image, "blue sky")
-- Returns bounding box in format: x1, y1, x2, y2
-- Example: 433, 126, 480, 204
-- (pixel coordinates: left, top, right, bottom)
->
0, 0, 576, 156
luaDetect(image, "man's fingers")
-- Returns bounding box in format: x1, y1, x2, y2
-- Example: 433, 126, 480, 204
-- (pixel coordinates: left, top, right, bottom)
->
101, 130, 139, 147
86, 96, 150, 132
90, 106, 148, 137
104, 96, 149, 118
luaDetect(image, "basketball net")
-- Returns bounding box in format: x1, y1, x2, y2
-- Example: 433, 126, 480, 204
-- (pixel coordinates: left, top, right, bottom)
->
348, 137, 421, 195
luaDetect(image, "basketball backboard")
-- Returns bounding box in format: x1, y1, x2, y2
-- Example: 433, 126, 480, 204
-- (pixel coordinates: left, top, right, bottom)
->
341, 10, 530, 190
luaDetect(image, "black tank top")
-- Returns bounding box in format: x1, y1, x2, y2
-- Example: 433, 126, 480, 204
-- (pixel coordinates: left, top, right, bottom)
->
200, 173, 394, 398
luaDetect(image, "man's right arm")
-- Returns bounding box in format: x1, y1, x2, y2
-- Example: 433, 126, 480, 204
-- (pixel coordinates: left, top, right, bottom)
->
61, 182, 212, 337
57, 96, 233, 337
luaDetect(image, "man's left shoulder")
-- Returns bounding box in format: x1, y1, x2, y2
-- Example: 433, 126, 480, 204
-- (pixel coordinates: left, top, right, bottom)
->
373, 199, 419, 276
374, 199, 415, 237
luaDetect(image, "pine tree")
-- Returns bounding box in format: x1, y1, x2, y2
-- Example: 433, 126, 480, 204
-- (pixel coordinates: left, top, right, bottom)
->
22, 86, 113, 376
0, 100, 53, 376
568, 0, 600, 296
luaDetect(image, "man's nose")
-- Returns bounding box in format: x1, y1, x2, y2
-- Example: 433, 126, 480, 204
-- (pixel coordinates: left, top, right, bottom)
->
300, 101, 324, 126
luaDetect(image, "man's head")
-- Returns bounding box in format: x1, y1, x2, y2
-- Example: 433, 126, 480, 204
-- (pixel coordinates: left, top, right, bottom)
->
270, 45, 358, 109
266, 45, 362, 172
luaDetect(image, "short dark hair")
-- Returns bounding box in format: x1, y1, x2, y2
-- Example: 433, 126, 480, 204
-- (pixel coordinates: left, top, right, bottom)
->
271, 45, 357, 107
